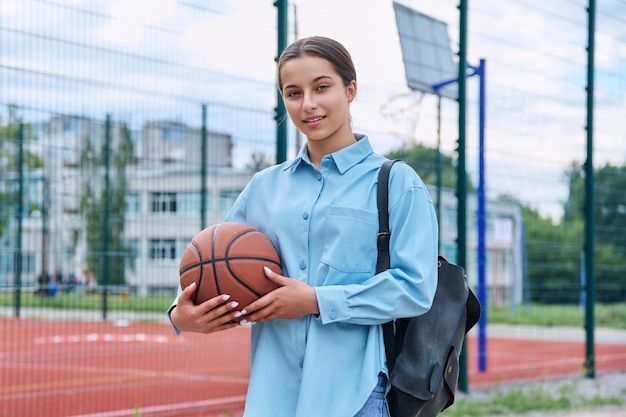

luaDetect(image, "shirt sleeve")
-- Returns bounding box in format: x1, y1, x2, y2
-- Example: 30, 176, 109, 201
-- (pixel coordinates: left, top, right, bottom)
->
315, 164, 439, 325
167, 285, 182, 335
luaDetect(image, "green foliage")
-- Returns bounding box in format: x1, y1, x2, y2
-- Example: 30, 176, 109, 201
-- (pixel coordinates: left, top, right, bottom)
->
386, 143, 471, 190
522, 206, 584, 303
525, 162, 626, 303
79, 122, 135, 286
487, 303, 626, 329
442, 381, 623, 417
0, 105, 44, 239
391, 143, 626, 304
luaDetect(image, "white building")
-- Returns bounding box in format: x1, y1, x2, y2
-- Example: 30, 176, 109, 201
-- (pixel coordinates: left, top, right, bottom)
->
3, 115, 523, 307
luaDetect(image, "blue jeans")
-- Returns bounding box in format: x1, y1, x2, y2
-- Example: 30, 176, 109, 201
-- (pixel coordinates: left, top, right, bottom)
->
354, 375, 390, 417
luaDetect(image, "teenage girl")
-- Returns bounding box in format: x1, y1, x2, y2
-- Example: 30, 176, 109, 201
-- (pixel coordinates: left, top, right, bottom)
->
170, 36, 438, 417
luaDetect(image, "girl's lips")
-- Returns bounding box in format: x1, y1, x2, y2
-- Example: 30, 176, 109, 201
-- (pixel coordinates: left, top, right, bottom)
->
304, 116, 325, 124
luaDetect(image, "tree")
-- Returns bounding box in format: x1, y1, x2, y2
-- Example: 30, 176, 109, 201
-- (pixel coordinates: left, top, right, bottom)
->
562, 162, 626, 302
0, 105, 43, 246
246, 151, 273, 172
386, 143, 474, 190
521, 206, 583, 303
79, 121, 134, 286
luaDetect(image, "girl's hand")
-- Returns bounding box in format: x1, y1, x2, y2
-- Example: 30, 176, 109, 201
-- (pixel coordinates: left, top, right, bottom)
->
170, 282, 241, 333
236, 267, 320, 325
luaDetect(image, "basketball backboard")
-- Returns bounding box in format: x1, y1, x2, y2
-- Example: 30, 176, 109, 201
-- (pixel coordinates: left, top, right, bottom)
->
393, 2, 458, 100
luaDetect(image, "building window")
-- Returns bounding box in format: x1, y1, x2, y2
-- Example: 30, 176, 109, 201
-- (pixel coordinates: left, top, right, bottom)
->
150, 192, 177, 213
443, 207, 456, 229
125, 193, 140, 215
441, 243, 457, 264
149, 239, 177, 260
178, 191, 204, 214
125, 239, 140, 268
12, 252, 36, 274
220, 189, 241, 217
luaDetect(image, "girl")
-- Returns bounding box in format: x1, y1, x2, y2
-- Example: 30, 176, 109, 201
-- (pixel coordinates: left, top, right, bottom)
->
170, 36, 438, 417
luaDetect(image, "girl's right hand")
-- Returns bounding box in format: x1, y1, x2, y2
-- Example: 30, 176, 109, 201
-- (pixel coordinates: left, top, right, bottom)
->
170, 282, 241, 334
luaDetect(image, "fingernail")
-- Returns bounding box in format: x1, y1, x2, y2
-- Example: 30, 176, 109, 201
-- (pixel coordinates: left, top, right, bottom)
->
233, 311, 243, 318
240, 319, 248, 325
221, 294, 230, 301
264, 266, 271, 274
240, 309, 247, 315
229, 301, 239, 309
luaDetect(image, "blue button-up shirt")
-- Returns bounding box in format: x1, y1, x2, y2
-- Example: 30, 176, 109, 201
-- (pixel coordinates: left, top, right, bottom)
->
224, 136, 438, 417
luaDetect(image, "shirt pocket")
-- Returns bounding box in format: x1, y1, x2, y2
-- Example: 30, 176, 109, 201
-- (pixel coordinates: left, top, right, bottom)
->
320, 205, 378, 274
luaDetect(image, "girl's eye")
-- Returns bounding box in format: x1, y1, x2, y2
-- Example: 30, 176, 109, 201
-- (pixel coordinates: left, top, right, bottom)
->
286, 91, 301, 98
317, 84, 329, 91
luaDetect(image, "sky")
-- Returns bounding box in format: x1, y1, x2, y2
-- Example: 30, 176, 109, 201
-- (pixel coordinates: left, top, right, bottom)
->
2, 0, 625, 220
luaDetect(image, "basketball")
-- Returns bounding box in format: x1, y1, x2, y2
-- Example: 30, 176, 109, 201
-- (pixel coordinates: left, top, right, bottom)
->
179, 222, 282, 307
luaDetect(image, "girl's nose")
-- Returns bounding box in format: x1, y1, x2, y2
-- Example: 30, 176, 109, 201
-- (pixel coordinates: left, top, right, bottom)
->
303, 92, 317, 110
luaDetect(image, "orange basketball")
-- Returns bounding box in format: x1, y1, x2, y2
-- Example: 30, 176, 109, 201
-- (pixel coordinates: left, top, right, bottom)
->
179, 222, 282, 307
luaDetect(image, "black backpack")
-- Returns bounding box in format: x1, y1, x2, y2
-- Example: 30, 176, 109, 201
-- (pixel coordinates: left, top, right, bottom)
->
377, 159, 481, 417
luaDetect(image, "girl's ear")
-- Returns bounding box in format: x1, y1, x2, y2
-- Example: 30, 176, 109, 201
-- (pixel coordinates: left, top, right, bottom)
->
346, 80, 357, 103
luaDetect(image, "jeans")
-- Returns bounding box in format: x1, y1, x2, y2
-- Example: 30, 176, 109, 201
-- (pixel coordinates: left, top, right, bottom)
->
354, 374, 390, 417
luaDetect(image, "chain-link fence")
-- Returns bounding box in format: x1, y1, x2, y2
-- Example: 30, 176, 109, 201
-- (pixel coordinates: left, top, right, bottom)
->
1, 1, 625, 416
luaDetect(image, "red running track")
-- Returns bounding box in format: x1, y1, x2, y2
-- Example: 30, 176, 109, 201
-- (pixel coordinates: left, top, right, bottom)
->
1, 318, 625, 417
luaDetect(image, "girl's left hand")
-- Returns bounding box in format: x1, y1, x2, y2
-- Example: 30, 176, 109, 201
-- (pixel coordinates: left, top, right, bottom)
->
236, 267, 319, 325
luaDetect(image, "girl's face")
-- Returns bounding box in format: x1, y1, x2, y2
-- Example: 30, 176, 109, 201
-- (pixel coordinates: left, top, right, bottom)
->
280, 55, 356, 147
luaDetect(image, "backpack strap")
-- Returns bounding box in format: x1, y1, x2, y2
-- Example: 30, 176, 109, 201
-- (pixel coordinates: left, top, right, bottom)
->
376, 159, 397, 275
377, 159, 400, 372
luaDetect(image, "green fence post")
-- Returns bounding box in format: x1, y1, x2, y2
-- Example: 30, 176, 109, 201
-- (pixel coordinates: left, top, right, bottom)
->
457, 0, 469, 393
102, 115, 111, 320
584, 0, 596, 379
275, 0, 288, 164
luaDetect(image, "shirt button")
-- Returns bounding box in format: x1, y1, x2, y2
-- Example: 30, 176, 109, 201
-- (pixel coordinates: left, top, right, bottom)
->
317, 174, 322, 181
302, 212, 309, 220
299, 261, 306, 270
299, 360, 304, 369
329, 310, 337, 320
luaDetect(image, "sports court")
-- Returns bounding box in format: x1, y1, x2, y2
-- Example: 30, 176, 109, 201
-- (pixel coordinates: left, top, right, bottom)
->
2, 1, 626, 416
2, 316, 625, 417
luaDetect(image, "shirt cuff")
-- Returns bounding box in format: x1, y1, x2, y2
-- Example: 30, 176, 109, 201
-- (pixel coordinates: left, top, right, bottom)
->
314, 286, 349, 324
167, 297, 182, 335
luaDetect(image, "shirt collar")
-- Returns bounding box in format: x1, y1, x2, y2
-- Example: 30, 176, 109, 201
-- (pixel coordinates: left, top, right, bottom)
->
283, 134, 373, 174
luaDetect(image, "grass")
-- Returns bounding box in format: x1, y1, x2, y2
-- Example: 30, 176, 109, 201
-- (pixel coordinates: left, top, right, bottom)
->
488, 303, 626, 330
0, 291, 172, 313
2, 291, 626, 330
441, 380, 625, 417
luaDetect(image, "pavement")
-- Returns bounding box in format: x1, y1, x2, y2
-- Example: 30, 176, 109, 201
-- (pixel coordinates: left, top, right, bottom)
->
3, 307, 626, 344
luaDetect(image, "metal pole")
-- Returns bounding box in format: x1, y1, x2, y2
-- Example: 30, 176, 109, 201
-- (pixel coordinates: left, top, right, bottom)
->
436, 95, 442, 255
201, 104, 208, 230
584, 0, 596, 379
476, 59, 487, 372
457, 0, 469, 393
102, 115, 111, 320
275, 0, 288, 164
15, 122, 24, 318
293, 3, 302, 155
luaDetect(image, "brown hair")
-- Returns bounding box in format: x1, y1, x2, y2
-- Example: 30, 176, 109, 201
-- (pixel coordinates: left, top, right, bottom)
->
277, 36, 357, 92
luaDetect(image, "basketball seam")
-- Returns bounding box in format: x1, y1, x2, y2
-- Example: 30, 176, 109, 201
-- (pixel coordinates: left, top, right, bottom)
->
180, 256, 280, 271
225, 230, 278, 298
189, 242, 203, 305
211, 225, 221, 295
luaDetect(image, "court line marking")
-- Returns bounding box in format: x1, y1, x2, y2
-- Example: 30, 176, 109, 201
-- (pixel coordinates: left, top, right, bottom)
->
66, 395, 247, 417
